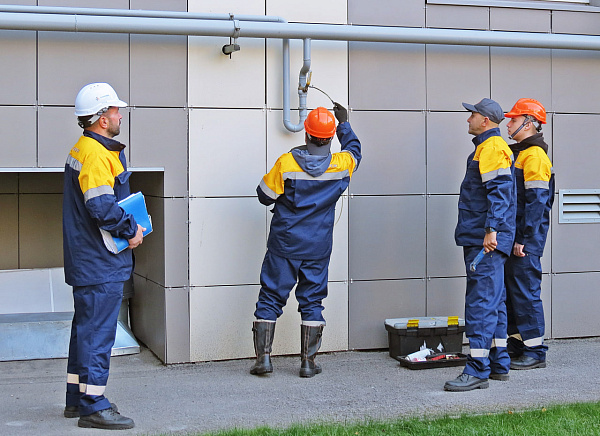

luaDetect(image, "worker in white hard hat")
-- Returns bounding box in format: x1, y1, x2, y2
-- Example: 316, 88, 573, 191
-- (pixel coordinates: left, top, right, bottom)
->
62, 83, 143, 430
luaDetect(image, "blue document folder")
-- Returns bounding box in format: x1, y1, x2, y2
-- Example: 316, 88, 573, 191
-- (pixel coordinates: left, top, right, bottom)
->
100, 191, 153, 254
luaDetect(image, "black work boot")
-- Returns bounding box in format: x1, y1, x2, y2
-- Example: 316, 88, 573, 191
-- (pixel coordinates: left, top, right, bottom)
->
64, 402, 118, 418
510, 355, 546, 370
299, 324, 324, 378
78, 407, 134, 430
444, 373, 489, 392
250, 321, 276, 375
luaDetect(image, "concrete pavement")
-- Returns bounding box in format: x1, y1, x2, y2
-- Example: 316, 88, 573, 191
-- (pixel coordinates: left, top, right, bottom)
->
1, 337, 600, 435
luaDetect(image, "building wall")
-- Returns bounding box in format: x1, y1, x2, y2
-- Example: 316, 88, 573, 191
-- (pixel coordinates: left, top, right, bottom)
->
0, 0, 599, 363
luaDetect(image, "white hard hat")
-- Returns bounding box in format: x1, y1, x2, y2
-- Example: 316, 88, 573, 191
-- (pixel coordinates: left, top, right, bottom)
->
74, 82, 127, 117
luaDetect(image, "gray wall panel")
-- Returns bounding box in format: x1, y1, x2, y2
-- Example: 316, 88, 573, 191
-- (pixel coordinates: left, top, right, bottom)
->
426, 195, 464, 278
349, 42, 425, 110
348, 0, 425, 27
491, 47, 552, 113
541, 274, 551, 339
129, 108, 187, 197
130, 0, 187, 11
349, 279, 426, 349
39, 106, 130, 168
553, 115, 600, 189
0, 30, 36, 105
426, 112, 474, 195
0, 106, 36, 167
38, 0, 127, 8
552, 272, 600, 338
349, 196, 426, 280
130, 195, 164, 285
552, 11, 600, 36
551, 201, 600, 274
0, 195, 18, 270
490, 7, 550, 33
426, 277, 465, 319
130, 35, 187, 107
38, 32, 129, 106
164, 198, 189, 288
426, 5, 488, 30
552, 50, 600, 114
349, 111, 426, 195
19, 173, 63, 194
165, 286, 190, 364
131, 276, 166, 363
426, 45, 489, 111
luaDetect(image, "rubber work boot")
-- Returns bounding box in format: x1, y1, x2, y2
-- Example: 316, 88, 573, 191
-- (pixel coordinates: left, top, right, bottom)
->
489, 373, 510, 381
444, 373, 489, 392
510, 355, 546, 370
78, 407, 135, 430
299, 324, 324, 378
250, 320, 276, 375
64, 402, 118, 418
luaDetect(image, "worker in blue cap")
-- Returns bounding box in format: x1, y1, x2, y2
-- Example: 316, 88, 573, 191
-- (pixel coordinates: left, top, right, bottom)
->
445, 98, 516, 392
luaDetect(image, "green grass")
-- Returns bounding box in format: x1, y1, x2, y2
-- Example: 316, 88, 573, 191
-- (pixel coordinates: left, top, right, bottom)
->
192, 402, 600, 436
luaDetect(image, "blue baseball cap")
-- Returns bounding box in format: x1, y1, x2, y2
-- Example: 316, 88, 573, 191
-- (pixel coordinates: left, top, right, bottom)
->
462, 98, 504, 124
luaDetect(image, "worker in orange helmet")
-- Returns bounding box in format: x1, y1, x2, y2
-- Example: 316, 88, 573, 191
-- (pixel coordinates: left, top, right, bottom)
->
504, 98, 555, 370
251, 103, 361, 378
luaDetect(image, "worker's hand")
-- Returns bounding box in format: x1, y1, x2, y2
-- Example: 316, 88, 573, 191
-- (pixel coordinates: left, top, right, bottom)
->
483, 231, 497, 253
333, 102, 348, 123
128, 224, 146, 249
512, 242, 526, 257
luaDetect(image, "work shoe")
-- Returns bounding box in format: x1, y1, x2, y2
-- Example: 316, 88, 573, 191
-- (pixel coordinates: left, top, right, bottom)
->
64, 402, 118, 418
510, 355, 546, 370
78, 407, 134, 430
250, 321, 276, 375
444, 373, 489, 392
489, 372, 510, 381
299, 324, 324, 378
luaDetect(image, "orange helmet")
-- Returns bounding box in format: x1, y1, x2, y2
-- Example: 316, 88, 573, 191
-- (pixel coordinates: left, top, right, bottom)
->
505, 98, 547, 124
304, 107, 336, 139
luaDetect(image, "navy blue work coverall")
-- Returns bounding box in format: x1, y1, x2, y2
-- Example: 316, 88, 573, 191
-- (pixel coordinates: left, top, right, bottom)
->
63, 131, 138, 416
455, 127, 516, 379
254, 122, 361, 323
505, 133, 554, 360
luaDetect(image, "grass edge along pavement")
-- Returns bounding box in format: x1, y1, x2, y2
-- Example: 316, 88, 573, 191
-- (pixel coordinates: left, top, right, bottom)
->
179, 401, 600, 436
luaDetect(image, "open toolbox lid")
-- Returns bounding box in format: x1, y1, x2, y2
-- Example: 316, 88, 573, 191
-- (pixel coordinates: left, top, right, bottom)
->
385, 316, 465, 330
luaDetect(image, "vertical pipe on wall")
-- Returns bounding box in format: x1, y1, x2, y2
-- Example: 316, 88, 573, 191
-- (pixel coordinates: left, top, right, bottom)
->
283, 38, 312, 133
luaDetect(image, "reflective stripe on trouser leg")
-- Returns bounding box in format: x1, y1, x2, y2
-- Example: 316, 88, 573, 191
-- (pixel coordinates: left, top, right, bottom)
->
295, 257, 330, 323
72, 282, 123, 416
463, 247, 508, 379
254, 251, 301, 321
505, 253, 547, 360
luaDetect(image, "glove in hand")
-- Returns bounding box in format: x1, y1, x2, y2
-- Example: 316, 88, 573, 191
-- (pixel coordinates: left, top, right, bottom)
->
333, 102, 348, 123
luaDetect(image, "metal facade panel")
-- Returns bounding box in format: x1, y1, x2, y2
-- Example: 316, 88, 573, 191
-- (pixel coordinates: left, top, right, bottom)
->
551, 197, 600, 273
131, 0, 187, 11
130, 276, 166, 363
38, 0, 127, 7
426, 45, 489, 111
0, 30, 36, 105
551, 272, 600, 338
18, 194, 63, 269
348, 111, 426, 195
130, 108, 187, 197
491, 47, 552, 113
189, 109, 266, 197
0, 269, 52, 314
39, 106, 130, 168
129, 195, 165, 286
349, 42, 425, 110
426, 111, 475, 195
541, 274, 551, 339
349, 279, 426, 349
349, 196, 426, 280
189, 0, 264, 15
348, 0, 425, 27
165, 286, 191, 364
130, 35, 187, 107
189, 197, 266, 287
490, 7, 550, 33
426, 195, 465, 278
553, 114, 600, 189
0, 106, 36, 167
426, 4, 489, 30
19, 173, 63, 194
553, 11, 600, 36
267, 0, 347, 24
164, 198, 189, 288
426, 277, 465, 319
0, 195, 19, 270
552, 50, 600, 113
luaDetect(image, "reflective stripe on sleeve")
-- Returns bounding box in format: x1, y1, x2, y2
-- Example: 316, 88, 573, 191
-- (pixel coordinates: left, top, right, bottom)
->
524, 180, 549, 189
83, 185, 114, 202
283, 170, 350, 181
259, 179, 278, 200
66, 155, 82, 172
481, 167, 512, 183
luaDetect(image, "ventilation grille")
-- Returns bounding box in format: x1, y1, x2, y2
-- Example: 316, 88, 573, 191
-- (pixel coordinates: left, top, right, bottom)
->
559, 189, 600, 224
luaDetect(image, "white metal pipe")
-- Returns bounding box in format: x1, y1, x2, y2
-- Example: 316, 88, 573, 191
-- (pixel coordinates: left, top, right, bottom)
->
283, 39, 311, 132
